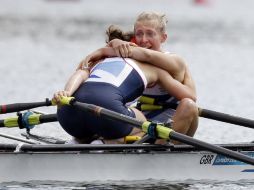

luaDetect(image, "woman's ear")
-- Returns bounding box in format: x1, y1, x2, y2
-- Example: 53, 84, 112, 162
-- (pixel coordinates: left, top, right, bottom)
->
161, 33, 167, 43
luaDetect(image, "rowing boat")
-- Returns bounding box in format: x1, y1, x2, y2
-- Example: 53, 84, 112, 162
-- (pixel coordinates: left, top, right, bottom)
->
0, 142, 254, 182
1, 97, 254, 182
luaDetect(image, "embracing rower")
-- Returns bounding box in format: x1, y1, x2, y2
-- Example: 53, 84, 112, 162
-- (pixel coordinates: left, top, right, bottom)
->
54, 11, 198, 144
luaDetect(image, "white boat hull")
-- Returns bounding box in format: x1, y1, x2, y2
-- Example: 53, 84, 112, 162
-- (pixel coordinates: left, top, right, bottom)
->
0, 147, 254, 182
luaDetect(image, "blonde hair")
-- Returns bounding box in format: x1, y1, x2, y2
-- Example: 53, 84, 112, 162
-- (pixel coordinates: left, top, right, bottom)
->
106, 25, 134, 43
135, 11, 168, 33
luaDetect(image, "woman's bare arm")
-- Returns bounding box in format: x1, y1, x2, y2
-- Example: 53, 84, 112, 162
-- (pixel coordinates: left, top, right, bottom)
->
53, 69, 89, 103
108, 39, 185, 82
129, 47, 185, 82
76, 45, 185, 82
182, 66, 197, 96
77, 47, 117, 70
157, 68, 197, 101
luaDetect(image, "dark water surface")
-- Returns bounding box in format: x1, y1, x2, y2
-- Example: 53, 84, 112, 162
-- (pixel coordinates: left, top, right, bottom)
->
1, 180, 254, 190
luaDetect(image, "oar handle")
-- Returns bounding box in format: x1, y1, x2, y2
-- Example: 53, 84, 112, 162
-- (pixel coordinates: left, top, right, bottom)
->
0, 96, 74, 114
0, 98, 52, 114
199, 108, 254, 129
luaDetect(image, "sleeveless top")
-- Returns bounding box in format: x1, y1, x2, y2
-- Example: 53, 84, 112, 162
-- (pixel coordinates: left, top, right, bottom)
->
85, 57, 147, 103
142, 51, 178, 104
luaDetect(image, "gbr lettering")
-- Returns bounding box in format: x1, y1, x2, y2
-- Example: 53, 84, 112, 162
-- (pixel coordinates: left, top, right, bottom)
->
200, 154, 214, 164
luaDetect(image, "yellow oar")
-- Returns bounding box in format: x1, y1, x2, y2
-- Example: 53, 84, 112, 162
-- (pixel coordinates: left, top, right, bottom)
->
2, 96, 254, 129
138, 96, 254, 129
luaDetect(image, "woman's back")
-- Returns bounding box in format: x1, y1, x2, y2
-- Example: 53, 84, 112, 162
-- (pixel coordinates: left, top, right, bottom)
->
57, 57, 152, 140
84, 57, 149, 103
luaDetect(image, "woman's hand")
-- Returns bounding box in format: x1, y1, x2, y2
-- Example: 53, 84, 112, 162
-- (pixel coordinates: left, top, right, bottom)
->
108, 39, 137, 58
76, 54, 93, 71
76, 49, 104, 70
53, 90, 71, 105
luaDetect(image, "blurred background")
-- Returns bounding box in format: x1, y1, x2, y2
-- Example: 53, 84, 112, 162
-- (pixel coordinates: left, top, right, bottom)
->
1, 0, 254, 144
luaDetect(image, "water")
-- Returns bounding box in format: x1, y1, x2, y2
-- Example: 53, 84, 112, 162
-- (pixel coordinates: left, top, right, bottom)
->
1, 180, 254, 190
0, 0, 254, 189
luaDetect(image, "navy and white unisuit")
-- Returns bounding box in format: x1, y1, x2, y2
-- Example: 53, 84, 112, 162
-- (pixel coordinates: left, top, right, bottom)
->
141, 52, 178, 123
57, 57, 147, 139
142, 84, 178, 123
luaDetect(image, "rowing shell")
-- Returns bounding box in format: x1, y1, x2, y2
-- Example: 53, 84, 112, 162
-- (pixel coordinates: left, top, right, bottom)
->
0, 143, 254, 182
